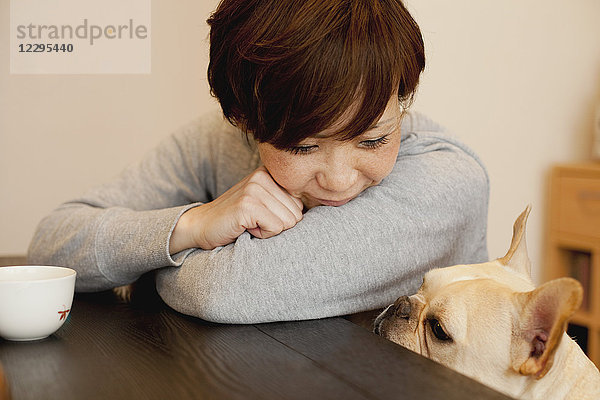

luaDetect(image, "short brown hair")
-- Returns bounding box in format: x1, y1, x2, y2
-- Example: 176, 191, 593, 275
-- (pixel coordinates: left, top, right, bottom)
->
207, 0, 425, 149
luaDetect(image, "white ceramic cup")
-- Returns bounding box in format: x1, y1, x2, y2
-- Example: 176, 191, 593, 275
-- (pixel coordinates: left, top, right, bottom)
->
0, 265, 76, 341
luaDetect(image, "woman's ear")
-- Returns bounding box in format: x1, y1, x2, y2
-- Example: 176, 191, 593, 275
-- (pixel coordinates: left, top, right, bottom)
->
511, 278, 583, 379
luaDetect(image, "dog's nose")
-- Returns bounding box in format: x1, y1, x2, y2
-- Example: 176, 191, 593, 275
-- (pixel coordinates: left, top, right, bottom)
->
392, 296, 411, 319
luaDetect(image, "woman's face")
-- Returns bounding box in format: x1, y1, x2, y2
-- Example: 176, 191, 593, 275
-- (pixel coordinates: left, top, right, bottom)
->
257, 96, 403, 209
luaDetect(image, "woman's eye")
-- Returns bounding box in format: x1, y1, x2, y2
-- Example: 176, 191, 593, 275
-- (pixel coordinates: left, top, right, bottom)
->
287, 145, 317, 155
429, 319, 451, 341
360, 135, 390, 149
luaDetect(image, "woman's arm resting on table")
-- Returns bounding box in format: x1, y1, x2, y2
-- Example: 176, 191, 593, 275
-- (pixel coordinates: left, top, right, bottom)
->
156, 132, 490, 323
27, 117, 228, 291
27, 113, 304, 292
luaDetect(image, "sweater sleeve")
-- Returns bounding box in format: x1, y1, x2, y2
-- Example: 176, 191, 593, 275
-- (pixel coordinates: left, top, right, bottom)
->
155, 127, 490, 323
27, 114, 246, 291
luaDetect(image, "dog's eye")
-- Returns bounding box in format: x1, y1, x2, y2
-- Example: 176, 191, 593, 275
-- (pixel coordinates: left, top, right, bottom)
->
429, 319, 451, 341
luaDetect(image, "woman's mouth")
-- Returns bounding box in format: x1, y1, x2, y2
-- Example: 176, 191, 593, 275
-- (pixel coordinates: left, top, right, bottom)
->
315, 197, 353, 207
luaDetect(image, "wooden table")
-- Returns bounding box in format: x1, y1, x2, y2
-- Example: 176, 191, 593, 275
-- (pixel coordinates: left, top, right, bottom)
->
0, 290, 512, 400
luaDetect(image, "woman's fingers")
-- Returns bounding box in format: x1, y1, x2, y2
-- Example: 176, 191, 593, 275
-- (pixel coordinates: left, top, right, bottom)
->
171, 166, 305, 251
238, 181, 301, 238
247, 167, 304, 220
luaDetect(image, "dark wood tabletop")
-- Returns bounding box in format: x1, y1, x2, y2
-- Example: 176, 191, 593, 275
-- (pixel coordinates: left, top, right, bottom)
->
0, 288, 513, 400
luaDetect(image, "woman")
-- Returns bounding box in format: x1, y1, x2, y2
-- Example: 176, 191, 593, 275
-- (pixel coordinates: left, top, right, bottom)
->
28, 0, 489, 323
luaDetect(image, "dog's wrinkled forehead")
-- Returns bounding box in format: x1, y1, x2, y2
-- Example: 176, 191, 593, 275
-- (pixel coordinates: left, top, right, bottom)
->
421, 261, 534, 294
421, 265, 484, 293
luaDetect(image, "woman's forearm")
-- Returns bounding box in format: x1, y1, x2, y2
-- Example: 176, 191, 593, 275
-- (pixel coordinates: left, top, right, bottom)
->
156, 133, 490, 323
28, 201, 199, 291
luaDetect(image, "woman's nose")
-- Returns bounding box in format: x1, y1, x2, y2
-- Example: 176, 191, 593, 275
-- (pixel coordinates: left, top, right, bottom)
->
315, 157, 359, 193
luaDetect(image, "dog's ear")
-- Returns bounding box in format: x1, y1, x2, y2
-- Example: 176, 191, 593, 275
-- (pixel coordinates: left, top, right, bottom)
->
498, 205, 532, 278
511, 278, 583, 379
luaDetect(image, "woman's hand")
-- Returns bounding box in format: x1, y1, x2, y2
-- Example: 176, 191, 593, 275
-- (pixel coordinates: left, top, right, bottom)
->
169, 167, 304, 253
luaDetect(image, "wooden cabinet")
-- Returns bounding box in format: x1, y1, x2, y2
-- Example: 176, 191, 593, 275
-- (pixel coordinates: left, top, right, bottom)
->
546, 163, 600, 367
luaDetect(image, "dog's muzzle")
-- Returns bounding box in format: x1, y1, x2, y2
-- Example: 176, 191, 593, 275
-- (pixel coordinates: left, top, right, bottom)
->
374, 295, 411, 335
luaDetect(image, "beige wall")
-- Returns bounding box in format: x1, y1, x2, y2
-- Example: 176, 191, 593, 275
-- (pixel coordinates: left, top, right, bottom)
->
2, 0, 600, 284
406, 0, 600, 283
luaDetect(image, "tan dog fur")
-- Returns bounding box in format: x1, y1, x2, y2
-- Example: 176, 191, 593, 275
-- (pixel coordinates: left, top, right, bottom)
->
375, 206, 600, 399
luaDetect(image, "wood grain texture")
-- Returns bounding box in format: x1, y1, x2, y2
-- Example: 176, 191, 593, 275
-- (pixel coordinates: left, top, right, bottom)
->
0, 292, 513, 399
0, 293, 365, 400
259, 318, 513, 400
0, 362, 9, 400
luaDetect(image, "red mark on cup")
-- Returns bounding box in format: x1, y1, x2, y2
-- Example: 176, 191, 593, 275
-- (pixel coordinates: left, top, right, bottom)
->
58, 306, 70, 321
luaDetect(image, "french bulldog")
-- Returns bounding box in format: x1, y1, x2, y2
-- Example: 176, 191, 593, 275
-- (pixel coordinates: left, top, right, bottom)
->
374, 206, 600, 399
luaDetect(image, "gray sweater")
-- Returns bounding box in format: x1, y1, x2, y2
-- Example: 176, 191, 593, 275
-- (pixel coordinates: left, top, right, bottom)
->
28, 111, 489, 323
